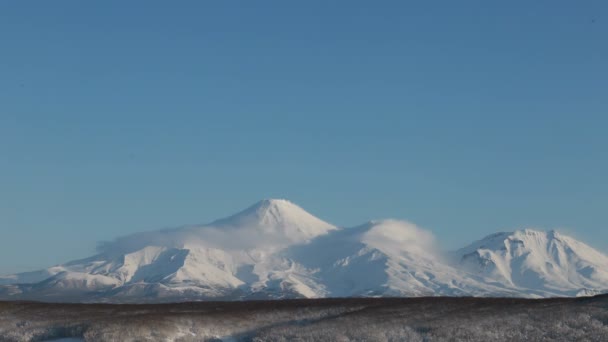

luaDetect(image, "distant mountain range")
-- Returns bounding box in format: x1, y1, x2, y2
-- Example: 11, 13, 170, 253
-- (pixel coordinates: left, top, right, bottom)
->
1, 199, 607, 303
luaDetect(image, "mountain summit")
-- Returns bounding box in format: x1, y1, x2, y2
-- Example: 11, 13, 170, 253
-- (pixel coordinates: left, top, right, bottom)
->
1, 200, 607, 303
210, 199, 337, 241
456, 229, 608, 297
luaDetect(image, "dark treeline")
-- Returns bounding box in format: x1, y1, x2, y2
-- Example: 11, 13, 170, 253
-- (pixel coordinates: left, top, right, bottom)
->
1, 295, 607, 341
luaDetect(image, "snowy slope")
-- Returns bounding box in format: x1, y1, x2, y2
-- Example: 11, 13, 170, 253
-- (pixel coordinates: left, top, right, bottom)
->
286, 220, 519, 297
95, 199, 337, 255
455, 229, 608, 297
0, 199, 338, 301
0, 267, 65, 285
1, 200, 607, 302
210, 198, 337, 242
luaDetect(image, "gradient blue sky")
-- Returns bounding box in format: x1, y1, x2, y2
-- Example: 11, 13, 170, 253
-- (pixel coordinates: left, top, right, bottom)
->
1, 1, 607, 274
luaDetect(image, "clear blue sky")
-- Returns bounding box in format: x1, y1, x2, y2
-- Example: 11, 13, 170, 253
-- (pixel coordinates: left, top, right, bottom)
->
1, 1, 607, 274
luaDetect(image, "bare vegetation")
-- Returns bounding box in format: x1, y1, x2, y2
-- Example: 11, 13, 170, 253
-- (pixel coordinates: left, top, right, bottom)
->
1, 295, 607, 341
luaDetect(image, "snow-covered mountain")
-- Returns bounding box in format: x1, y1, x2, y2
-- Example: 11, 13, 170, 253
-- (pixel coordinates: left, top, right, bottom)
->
285, 220, 519, 298
455, 229, 608, 297
1, 199, 607, 302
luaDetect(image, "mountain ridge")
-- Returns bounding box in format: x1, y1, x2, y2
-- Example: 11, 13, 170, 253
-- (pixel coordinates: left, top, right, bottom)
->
1, 199, 607, 302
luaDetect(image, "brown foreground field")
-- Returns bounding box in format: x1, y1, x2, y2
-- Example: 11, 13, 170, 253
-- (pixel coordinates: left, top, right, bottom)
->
1, 295, 607, 341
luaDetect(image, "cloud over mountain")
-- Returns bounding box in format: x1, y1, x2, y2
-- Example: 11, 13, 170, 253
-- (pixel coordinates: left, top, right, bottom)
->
1, 199, 607, 302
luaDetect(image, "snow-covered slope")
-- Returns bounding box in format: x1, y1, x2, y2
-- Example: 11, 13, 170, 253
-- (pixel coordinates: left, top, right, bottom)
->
0, 199, 338, 302
455, 229, 608, 297
211, 198, 337, 242
96, 199, 337, 255
0, 267, 64, 286
286, 220, 519, 298
1, 200, 607, 302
